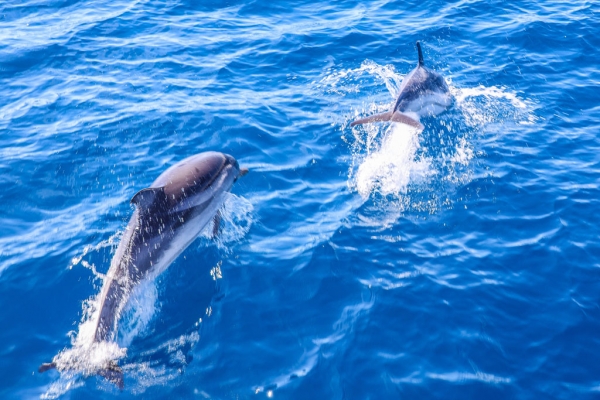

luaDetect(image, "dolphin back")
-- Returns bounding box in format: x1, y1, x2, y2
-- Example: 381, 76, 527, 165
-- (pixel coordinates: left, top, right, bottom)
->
130, 187, 168, 211
152, 152, 237, 202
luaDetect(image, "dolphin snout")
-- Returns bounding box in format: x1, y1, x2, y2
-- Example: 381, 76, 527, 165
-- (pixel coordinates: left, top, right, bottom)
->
224, 154, 239, 172
224, 153, 248, 181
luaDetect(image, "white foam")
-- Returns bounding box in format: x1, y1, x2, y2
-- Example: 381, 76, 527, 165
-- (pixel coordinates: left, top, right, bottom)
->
353, 123, 433, 198
42, 337, 127, 399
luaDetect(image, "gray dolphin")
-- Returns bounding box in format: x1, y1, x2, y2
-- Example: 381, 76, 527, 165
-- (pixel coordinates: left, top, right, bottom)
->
351, 41, 451, 130
39, 151, 247, 388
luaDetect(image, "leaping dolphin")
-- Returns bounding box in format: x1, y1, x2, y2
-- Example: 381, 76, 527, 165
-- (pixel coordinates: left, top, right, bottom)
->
39, 151, 248, 388
351, 41, 451, 130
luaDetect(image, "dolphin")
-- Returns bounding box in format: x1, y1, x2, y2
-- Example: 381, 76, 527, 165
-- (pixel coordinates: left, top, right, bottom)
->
39, 151, 247, 388
350, 41, 451, 130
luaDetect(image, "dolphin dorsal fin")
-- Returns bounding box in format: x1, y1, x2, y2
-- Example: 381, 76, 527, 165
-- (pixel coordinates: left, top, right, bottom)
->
416, 41, 424, 66
130, 187, 167, 211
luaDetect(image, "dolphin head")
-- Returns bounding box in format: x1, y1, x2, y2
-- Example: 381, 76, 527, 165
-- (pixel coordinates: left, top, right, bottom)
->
131, 152, 243, 215
392, 44, 451, 116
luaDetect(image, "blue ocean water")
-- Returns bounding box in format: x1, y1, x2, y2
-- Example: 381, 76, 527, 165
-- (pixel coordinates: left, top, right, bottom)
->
1, 0, 599, 398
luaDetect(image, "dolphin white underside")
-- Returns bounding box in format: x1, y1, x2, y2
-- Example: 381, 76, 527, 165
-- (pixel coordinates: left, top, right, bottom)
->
401, 92, 452, 120
139, 190, 227, 283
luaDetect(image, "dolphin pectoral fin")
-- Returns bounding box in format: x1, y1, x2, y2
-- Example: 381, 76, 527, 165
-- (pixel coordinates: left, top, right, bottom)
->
130, 187, 166, 210
97, 361, 124, 390
212, 210, 222, 239
390, 112, 424, 131
350, 111, 393, 127
39, 362, 56, 373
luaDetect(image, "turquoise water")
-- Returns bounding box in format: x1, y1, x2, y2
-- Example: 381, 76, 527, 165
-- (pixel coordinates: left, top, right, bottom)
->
1, 0, 599, 398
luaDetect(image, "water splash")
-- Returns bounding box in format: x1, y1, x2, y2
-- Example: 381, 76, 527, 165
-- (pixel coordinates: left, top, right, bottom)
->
41, 338, 126, 399
319, 60, 534, 214
68, 231, 122, 278
200, 192, 254, 252
345, 112, 475, 216
129, 332, 201, 395
117, 280, 160, 348
317, 60, 402, 97
352, 123, 433, 198
451, 84, 536, 127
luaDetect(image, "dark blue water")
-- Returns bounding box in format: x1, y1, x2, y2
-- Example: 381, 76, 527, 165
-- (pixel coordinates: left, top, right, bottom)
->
2, 0, 599, 398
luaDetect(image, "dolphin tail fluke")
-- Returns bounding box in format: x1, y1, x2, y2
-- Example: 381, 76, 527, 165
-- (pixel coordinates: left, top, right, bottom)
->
39, 362, 57, 373
390, 111, 424, 131
350, 111, 393, 127
350, 111, 423, 130
39, 360, 124, 390
416, 41, 424, 66
97, 361, 124, 390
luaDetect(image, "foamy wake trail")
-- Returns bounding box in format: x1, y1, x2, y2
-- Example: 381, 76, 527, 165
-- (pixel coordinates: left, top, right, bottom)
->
354, 123, 433, 198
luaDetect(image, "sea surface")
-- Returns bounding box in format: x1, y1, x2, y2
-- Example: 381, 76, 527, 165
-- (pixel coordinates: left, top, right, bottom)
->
1, 0, 599, 398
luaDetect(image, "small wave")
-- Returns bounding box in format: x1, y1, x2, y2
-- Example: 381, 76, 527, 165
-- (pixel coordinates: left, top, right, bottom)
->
253, 298, 374, 395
